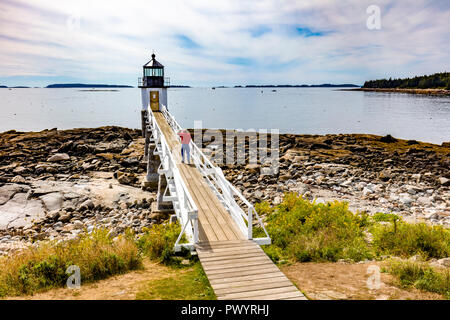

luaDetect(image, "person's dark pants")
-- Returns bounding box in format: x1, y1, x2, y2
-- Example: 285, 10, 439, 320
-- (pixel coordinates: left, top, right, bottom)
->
181, 144, 190, 164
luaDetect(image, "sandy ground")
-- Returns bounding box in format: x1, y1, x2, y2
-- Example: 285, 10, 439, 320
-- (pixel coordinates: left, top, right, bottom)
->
281, 261, 444, 300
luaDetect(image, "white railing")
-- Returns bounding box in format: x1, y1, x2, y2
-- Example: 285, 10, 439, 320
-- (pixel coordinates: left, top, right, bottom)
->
161, 106, 271, 245
147, 110, 199, 252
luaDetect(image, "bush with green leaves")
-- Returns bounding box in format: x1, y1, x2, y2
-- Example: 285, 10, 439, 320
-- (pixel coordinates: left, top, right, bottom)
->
256, 193, 373, 263
137, 222, 185, 264
255, 193, 450, 264
0, 228, 142, 297
371, 220, 450, 259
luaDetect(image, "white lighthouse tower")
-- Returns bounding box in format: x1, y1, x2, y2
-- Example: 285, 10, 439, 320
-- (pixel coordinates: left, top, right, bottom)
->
139, 53, 170, 193
139, 53, 169, 116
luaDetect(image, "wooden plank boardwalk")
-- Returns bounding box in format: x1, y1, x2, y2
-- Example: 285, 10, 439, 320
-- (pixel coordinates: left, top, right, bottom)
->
153, 111, 306, 300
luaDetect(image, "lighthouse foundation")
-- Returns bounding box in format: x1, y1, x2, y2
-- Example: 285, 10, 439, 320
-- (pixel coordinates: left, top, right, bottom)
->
141, 125, 159, 191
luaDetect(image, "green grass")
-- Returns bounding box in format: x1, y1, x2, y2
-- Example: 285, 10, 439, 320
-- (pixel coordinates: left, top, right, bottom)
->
135, 261, 216, 300
134, 222, 216, 300
385, 260, 450, 299
0, 228, 142, 297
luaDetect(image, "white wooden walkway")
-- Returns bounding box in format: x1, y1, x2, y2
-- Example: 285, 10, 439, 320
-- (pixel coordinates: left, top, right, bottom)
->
153, 111, 306, 300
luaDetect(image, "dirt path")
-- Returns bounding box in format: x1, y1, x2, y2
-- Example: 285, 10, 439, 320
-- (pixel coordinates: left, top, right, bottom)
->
281, 261, 444, 300
7, 259, 177, 300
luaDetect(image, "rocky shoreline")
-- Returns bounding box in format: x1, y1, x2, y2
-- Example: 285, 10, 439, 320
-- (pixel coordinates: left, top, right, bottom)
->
0, 127, 449, 256
0, 127, 159, 255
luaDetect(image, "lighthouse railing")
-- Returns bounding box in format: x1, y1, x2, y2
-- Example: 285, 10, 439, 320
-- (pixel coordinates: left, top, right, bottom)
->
148, 110, 199, 252
161, 106, 271, 245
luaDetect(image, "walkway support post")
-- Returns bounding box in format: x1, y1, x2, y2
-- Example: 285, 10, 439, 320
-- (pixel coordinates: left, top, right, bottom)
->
142, 124, 160, 192
247, 207, 253, 240
144, 124, 150, 160
141, 109, 148, 138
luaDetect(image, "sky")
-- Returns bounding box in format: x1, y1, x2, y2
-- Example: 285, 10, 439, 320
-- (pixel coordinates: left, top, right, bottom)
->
0, 0, 449, 87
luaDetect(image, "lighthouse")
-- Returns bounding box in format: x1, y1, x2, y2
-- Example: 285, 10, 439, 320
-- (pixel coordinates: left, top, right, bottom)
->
139, 53, 169, 117
139, 53, 169, 195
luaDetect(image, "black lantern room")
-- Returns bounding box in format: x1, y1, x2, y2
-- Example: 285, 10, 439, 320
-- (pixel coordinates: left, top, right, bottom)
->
138, 53, 169, 88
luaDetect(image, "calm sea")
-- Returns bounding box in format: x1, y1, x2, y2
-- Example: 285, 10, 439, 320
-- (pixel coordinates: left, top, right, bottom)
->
0, 87, 449, 144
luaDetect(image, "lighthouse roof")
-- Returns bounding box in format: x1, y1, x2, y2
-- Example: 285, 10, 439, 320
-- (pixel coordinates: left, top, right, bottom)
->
144, 53, 164, 68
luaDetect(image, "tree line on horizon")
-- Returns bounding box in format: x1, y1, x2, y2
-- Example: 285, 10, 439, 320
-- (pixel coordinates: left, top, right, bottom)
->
363, 72, 450, 90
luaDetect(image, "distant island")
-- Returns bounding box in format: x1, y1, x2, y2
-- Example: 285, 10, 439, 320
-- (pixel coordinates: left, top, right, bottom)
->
349, 72, 450, 95
0, 86, 30, 88
363, 72, 449, 90
46, 83, 133, 88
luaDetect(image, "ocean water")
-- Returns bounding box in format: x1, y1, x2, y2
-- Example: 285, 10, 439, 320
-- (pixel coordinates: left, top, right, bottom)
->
0, 87, 449, 144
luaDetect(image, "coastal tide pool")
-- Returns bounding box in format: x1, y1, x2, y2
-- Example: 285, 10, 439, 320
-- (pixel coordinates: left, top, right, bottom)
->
0, 87, 449, 144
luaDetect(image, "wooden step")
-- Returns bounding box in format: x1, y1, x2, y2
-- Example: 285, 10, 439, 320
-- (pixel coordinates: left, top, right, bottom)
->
218, 286, 300, 300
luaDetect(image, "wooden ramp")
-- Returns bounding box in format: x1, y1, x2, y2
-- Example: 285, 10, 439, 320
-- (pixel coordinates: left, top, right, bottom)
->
196, 241, 306, 300
153, 111, 306, 300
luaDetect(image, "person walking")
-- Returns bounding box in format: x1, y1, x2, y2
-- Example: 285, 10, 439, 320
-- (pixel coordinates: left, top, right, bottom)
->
177, 129, 192, 164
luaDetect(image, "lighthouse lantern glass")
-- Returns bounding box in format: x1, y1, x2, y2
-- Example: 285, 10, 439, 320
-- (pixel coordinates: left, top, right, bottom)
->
144, 67, 163, 77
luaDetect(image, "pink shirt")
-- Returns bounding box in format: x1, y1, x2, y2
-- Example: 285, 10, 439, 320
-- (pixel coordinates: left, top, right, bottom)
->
178, 131, 191, 145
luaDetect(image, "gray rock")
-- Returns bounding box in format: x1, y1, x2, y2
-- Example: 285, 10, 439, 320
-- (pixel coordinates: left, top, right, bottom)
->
13, 166, 27, 174
48, 210, 60, 220
399, 194, 413, 206
417, 196, 432, 206
362, 187, 373, 196
59, 213, 72, 223
79, 199, 94, 211
11, 175, 27, 184
436, 258, 450, 267
40, 192, 63, 211
73, 220, 84, 229
0, 184, 28, 205
47, 153, 70, 162
438, 177, 450, 186
406, 186, 417, 195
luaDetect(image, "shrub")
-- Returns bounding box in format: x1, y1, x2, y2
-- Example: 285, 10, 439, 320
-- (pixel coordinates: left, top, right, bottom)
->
371, 221, 450, 259
256, 193, 450, 264
137, 223, 183, 264
386, 260, 450, 299
0, 228, 142, 297
258, 193, 373, 263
